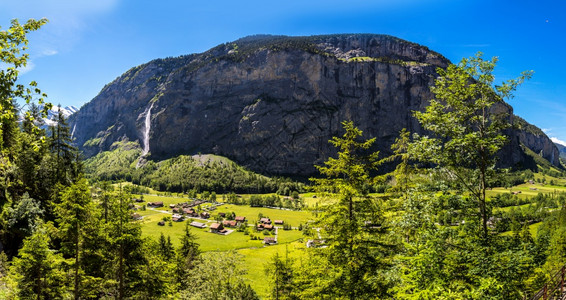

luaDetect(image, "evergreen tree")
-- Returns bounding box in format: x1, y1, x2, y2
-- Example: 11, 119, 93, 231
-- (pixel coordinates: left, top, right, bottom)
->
265, 251, 295, 300
49, 106, 80, 185
176, 223, 200, 288
54, 178, 95, 300
10, 224, 67, 299
309, 121, 395, 299
104, 190, 145, 299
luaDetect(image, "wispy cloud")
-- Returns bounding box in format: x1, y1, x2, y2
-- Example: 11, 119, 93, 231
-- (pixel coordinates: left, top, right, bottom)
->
18, 61, 36, 75
551, 137, 566, 147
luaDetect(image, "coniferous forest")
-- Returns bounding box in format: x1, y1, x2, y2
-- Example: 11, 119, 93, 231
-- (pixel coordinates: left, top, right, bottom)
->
4, 19, 566, 300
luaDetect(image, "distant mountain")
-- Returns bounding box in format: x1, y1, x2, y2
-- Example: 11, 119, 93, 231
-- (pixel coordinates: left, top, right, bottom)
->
552, 138, 566, 162
44, 105, 79, 127
69, 34, 561, 176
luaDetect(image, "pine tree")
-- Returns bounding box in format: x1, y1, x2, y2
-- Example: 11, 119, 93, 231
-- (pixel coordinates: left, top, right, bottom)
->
11, 225, 66, 299
49, 106, 79, 185
55, 178, 95, 300
309, 121, 394, 299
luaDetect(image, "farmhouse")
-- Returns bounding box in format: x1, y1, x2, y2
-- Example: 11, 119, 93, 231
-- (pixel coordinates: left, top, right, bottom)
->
257, 223, 273, 230
190, 221, 207, 229
235, 216, 246, 223
210, 223, 226, 233
260, 217, 271, 224
200, 212, 210, 219
148, 201, 164, 207
183, 208, 196, 216
172, 214, 183, 222
169, 204, 176, 209
223, 220, 237, 227
274, 220, 284, 225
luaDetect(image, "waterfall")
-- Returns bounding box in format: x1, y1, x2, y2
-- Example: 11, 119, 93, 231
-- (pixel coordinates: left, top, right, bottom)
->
141, 102, 154, 156
70, 124, 77, 140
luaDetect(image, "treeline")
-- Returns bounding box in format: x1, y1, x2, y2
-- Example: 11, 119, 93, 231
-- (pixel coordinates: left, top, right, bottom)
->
85, 145, 304, 194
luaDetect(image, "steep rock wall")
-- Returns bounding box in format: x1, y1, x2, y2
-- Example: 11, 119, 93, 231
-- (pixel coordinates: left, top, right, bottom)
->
70, 34, 561, 176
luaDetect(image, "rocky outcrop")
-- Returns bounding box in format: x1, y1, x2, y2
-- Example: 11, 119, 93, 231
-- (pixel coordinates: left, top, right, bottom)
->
513, 116, 561, 166
70, 34, 561, 176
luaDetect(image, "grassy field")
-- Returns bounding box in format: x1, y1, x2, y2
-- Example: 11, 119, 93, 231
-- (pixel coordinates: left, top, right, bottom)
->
129, 175, 566, 298
501, 221, 542, 237
138, 194, 312, 249
239, 241, 309, 299
488, 182, 566, 200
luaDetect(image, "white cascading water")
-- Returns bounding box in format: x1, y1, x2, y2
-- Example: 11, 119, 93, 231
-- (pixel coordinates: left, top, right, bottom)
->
141, 102, 154, 156
70, 124, 77, 140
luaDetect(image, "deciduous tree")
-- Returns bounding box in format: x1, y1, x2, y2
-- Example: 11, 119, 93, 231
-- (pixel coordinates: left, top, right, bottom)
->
411, 52, 532, 241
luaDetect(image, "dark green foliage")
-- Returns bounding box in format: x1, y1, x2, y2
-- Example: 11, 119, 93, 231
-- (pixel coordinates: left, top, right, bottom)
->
308, 121, 395, 299
179, 251, 259, 300
85, 145, 304, 194
11, 225, 67, 299
176, 223, 200, 288
265, 252, 296, 300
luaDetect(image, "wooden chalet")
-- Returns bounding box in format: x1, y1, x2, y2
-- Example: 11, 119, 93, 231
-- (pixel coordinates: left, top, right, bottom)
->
223, 220, 237, 227
148, 201, 164, 207
183, 208, 196, 216
235, 216, 246, 223
200, 212, 210, 219
172, 214, 183, 222
210, 223, 226, 233
260, 217, 271, 224
274, 220, 284, 225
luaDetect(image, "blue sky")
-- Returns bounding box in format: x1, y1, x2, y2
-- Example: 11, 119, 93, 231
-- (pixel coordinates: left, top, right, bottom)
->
1, 0, 566, 143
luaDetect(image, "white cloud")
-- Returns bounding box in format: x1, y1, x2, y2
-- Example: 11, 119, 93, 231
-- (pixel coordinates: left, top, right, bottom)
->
551, 137, 566, 147
41, 49, 58, 56
18, 61, 36, 75
0, 61, 35, 74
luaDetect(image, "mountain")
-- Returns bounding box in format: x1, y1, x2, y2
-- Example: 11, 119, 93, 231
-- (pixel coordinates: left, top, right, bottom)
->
551, 138, 566, 162
43, 105, 79, 127
69, 34, 561, 176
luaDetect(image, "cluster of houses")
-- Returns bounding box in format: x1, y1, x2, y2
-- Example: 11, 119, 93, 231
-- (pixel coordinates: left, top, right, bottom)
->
146, 200, 286, 246
256, 217, 283, 231
187, 215, 248, 236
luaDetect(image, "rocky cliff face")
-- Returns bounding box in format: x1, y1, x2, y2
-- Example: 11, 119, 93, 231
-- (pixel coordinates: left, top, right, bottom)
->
70, 34, 561, 176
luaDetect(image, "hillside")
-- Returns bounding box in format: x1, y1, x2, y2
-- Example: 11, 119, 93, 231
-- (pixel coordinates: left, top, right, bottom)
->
84, 141, 302, 194
69, 34, 561, 176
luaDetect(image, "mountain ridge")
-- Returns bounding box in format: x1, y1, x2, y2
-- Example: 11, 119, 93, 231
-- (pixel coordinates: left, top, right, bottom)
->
69, 34, 561, 176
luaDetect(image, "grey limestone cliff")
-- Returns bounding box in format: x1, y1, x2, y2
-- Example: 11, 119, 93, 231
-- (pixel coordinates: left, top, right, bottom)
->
70, 34, 560, 176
